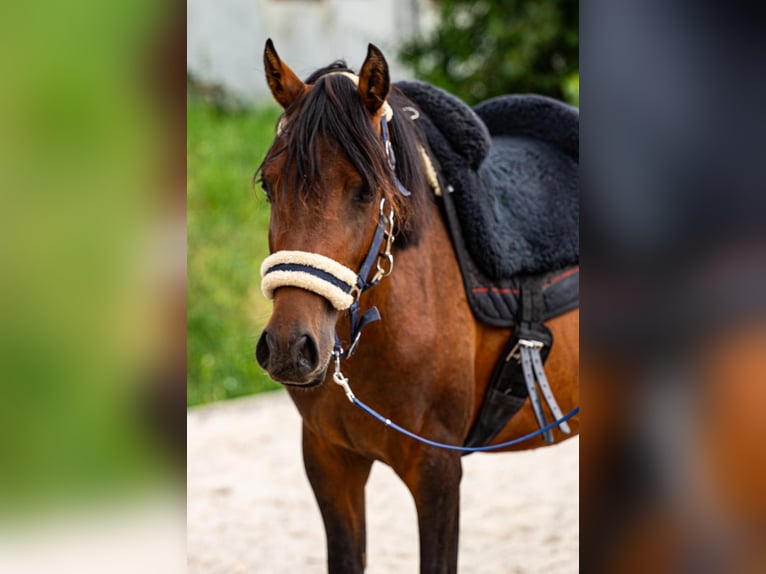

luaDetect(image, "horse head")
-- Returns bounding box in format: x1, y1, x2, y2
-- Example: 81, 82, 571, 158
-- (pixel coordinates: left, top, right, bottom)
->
254, 39, 421, 387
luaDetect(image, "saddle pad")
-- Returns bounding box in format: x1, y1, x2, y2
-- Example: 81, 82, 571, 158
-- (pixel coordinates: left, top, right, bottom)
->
464, 134, 579, 278
396, 81, 579, 279
441, 179, 578, 327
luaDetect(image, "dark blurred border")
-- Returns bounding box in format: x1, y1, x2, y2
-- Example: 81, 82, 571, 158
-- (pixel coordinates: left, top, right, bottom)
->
582, 2, 766, 572
142, 0, 188, 471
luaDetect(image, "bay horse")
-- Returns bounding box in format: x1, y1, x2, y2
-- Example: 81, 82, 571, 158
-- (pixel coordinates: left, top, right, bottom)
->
254, 39, 579, 573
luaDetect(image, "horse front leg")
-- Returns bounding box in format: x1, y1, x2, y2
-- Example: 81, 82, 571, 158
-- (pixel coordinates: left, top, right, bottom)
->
398, 448, 463, 574
302, 424, 373, 573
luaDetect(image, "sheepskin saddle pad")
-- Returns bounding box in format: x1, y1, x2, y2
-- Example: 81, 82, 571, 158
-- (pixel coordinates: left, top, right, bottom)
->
396, 81, 579, 279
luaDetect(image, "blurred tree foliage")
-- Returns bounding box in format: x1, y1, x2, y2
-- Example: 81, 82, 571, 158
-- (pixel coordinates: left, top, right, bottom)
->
400, 0, 579, 106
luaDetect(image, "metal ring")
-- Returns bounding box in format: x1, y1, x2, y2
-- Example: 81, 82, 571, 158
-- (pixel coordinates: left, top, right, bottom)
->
401, 106, 420, 120
385, 140, 396, 170
376, 253, 394, 278
379, 197, 394, 233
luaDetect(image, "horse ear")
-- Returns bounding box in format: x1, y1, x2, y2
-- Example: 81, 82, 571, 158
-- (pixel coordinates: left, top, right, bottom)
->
263, 38, 305, 109
357, 44, 390, 116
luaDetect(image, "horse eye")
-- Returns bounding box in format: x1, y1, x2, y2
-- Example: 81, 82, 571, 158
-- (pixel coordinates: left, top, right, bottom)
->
351, 184, 373, 204
259, 176, 272, 202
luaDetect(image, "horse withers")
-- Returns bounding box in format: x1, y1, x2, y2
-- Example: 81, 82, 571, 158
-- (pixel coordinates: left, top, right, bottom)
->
253, 39, 579, 574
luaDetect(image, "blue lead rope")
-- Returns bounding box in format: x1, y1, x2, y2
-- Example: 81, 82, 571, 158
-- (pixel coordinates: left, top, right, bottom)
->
351, 396, 579, 452
332, 354, 579, 453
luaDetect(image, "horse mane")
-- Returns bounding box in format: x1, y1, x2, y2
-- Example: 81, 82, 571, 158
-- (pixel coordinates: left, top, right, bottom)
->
259, 61, 432, 248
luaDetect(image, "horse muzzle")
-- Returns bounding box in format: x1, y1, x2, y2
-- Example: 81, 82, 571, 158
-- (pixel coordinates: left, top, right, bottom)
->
256, 251, 356, 387
255, 286, 338, 387
255, 328, 327, 386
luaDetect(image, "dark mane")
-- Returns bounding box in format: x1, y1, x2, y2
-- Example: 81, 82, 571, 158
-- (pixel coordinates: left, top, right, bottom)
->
304, 60, 353, 84
259, 63, 432, 247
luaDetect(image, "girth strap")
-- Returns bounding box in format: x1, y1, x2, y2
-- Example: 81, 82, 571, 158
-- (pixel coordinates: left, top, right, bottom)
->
464, 275, 571, 449
520, 344, 552, 443
530, 345, 571, 434
516, 276, 570, 443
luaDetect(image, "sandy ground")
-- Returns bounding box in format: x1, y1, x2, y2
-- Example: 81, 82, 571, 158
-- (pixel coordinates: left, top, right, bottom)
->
187, 391, 578, 574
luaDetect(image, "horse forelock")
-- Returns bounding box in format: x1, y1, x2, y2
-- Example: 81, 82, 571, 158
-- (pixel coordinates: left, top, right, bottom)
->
259, 66, 431, 248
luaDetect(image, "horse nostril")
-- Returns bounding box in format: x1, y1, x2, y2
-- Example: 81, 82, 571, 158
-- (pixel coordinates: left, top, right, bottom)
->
255, 330, 274, 369
291, 334, 319, 373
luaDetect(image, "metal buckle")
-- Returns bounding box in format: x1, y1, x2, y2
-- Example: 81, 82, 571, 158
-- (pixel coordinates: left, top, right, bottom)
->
346, 331, 362, 358
370, 198, 396, 284
379, 196, 394, 222
385, 140, 396, 171
519, 339, 545, 350
505, 341, 521, 363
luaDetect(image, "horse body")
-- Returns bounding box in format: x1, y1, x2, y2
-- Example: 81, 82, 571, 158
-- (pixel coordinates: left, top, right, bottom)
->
254, 39, 578, 574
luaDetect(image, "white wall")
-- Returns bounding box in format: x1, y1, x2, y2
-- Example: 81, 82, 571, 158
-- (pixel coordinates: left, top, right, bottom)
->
187, 0, 435, 103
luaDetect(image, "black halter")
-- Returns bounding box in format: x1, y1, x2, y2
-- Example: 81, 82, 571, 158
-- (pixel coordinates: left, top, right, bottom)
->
334, 115, 409, 359
260, 114, 410, 360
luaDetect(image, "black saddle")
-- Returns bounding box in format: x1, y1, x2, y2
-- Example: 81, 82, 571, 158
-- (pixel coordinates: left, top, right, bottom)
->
396, 81, 579, 327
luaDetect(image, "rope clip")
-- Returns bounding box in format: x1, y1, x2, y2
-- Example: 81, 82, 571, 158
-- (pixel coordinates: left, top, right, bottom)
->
332, 352, 356, 403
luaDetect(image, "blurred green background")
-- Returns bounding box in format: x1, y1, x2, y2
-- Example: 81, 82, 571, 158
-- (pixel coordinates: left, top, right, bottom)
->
0, 0, 184, 525
401, 0, 579, 106
187, 99, 281, 405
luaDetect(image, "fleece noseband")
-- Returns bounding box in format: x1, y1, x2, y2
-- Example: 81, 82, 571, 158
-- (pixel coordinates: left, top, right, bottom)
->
261, 250, 359, 311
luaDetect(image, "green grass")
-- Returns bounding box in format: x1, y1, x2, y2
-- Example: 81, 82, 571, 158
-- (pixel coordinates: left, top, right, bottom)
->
187, 97, 283, 406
